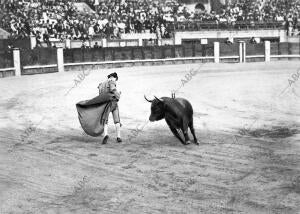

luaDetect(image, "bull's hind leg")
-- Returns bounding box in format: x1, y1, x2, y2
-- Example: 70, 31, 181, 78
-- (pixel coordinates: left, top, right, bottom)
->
189, 119, 199, 145
182, 120, 191, 145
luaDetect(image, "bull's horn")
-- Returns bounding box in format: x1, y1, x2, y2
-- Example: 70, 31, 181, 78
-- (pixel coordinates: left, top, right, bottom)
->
144, 95, 153, 103
154, 96, 163, 102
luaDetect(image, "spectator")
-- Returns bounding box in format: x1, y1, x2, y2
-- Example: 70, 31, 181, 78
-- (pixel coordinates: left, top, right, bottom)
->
250, 37, 257, 44
43, 32, 51, 47
35, 32, 43, 47
94, 42, 100, 48
225, 37, 233, 44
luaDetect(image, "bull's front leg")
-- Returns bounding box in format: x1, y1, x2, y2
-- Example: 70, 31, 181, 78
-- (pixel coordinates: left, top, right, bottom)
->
165, 119, 186, 145
182, 129, 191, 145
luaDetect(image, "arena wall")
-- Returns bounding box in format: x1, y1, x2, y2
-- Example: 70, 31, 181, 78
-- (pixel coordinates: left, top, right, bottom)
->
1, 42, 300, 78
0, 67, 15, 78
0, 38, 31, 50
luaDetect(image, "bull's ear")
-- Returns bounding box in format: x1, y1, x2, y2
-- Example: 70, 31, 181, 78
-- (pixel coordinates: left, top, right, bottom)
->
154, 96, 163, 103
144, 95, 153, 103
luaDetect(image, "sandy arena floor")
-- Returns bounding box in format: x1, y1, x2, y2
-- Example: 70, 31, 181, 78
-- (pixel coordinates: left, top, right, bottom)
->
0, 61, 299, 214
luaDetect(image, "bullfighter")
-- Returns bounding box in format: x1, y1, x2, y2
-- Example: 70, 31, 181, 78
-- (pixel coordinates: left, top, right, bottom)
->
98, 72, 122, 144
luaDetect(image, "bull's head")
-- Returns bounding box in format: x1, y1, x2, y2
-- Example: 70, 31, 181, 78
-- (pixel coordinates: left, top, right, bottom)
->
144, 95, 165, 122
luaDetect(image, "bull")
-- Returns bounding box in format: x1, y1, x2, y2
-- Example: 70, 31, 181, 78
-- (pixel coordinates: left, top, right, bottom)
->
144, 95, 198, 145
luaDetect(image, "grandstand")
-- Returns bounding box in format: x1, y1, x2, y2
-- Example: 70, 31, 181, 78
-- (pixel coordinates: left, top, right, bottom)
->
0, 0, 292, 42
0, 0, 298, 77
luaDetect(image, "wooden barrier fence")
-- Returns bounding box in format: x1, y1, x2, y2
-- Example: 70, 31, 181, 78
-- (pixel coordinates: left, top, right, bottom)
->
1, 42, 300, 78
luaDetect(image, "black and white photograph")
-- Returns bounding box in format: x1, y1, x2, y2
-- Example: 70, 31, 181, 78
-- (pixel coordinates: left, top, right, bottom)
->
0, 0, 299, 213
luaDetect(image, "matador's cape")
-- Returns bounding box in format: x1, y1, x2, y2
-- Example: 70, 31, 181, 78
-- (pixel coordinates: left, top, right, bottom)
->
76, 92, 116, 137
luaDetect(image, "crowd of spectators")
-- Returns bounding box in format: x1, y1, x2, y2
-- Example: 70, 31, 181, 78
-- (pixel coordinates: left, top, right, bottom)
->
0, 0, 298, 45
192, 0, 263, 23
0, 0, 176, 44
262, 0, 300, 36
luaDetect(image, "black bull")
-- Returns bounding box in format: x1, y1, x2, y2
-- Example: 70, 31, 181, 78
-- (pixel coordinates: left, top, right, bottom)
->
144, 95, 198, 145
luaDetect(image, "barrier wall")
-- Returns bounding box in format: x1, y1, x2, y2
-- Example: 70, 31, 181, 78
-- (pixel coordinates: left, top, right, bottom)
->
246, 43, 265, 56
271, 42, 300, 55
2, 42, 300, 78
0, 50, 13, 69
20, 48, 57, 67
63, 44, 214, 64
63, 58, 215, 72
181, 43, 214, 57
20, 48, 58, 75
220, 43, 239, 56
0, 48, 18, 78
0, 38, 31, 50
0, 68, 14, 78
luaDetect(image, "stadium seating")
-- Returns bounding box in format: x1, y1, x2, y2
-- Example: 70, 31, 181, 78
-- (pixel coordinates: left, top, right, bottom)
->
0, 0, 292, 43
